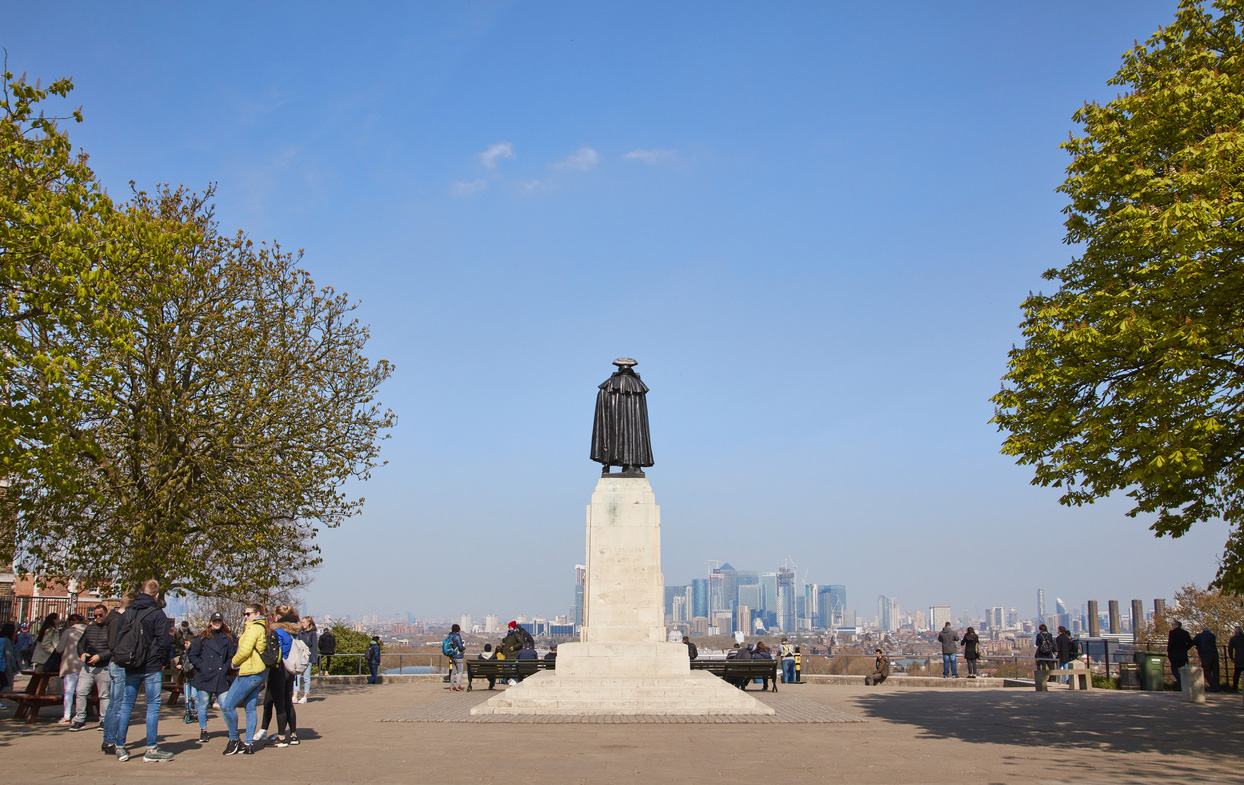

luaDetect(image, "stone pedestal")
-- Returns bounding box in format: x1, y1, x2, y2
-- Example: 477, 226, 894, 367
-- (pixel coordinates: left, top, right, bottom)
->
1180, 665, 1206, 704
471, 477, 772, 716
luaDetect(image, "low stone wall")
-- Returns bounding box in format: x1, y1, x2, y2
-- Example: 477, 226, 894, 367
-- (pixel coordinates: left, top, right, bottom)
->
797, 675, 1013, 688
312, 674, 445, 686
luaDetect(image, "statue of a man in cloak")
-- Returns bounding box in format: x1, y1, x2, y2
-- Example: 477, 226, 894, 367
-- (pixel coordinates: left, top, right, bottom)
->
590, 358, 654, 477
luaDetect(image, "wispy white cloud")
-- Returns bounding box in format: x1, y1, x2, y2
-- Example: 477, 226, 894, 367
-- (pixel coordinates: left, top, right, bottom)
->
551, 147, 599, 171
623, 148, 677, 165
450, 179, 487, 197
479, 141, 515, 169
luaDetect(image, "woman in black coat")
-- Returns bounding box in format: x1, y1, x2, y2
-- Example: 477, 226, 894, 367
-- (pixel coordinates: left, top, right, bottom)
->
188, 613, 237, 742
962, 627, 982, 679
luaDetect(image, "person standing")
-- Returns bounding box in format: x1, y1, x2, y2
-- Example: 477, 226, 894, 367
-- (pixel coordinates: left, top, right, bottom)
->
100, 591, 135, 756
1168, 620, 1194, 690
1229, 626, 1244, 692
257, 606, 301, 747
1034, 624, 1057, 675
938, 622, 960, 678
683, 635, 698, 661
295, 617, 318, 703
56, 614, 87, 724
865, 649, 890, 685
961, 627, 982, 679
173, 621, 195, 720
1192, 627, 1220, 691
0, 622, 19, 698
365, 636, 381, 684
317, 625, 336, 675
72, 605, 112, 731
779, 638, 796, 684
220, 603, 269, 755
114, 580, 174, 762
188, 613, 236, 743
30, 613, 60, 672
447, 624, 466, 692
16, 623, 35, 670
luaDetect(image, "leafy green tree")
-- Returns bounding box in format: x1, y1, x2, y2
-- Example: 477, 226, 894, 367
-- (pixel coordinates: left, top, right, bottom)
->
325, 624, 377, 675
9, 185, 396, 596
993, 0, 1244, 592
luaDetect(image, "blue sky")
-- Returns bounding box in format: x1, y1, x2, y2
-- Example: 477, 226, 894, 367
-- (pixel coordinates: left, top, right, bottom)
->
9, 1, 1227, 624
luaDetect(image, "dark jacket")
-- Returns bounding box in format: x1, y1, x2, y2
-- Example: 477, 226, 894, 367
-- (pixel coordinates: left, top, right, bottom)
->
317, 629, 336, 655
515, 646, 538, 661
1034, 631, 1057, 662
962, 632, 981, 660
1192, 630, 1219, 663
124, 593, 171, 674
874, 654, 891, 678
1229, 632, 1244, 665
365, 642, 381, 665
1056, 631, 1075, 664
1168, 626, 1194, 665
685, 640, 698, 660
938, 627, 959, 654
188, 631, 237, 694
500, 625, 535, 658
77, 618, 112, 666
298, 628, 319, 665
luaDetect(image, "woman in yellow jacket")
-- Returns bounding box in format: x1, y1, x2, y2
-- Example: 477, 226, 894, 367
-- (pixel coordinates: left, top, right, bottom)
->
220, 603, 268, 755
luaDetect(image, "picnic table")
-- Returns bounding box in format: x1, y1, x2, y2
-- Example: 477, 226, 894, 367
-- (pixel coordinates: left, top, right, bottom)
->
1, 669, 99, 723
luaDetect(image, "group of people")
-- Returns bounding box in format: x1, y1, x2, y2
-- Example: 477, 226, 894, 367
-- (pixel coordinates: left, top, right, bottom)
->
0, 581, 328, 761
1167, 621, 1243, 691
935, 622, 988, 678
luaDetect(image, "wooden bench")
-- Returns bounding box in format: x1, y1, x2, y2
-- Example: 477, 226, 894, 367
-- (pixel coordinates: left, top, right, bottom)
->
465, 659, 554, 691
691, 659, 780, 692
1, 670, 100, 723
1035, 664, 1092, 691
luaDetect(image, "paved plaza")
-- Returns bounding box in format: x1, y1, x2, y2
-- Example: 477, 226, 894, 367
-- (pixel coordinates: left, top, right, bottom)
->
2, 679, 1241, 784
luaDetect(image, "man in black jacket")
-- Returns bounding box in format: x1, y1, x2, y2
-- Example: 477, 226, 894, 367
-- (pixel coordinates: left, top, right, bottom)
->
71, 604, 112, 731
1168, 620, 1194, 691
317, 627, 336, 675
113, 580, 173, 763
1229, 626, 1244, 692
1192, 627, 1220, 691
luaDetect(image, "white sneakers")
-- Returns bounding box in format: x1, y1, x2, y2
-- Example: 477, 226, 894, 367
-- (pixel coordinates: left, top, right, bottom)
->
253, 729, 267, 742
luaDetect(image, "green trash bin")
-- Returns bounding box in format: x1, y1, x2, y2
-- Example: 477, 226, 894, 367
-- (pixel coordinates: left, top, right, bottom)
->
1134, 651, 1166, 691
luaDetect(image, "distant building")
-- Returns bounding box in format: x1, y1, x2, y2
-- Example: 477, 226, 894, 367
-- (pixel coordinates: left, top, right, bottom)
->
930, 605, 951, 629
691, 579, 708, 618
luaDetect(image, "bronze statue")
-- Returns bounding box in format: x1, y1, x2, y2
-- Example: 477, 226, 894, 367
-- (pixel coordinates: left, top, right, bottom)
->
590, 358, 654, 477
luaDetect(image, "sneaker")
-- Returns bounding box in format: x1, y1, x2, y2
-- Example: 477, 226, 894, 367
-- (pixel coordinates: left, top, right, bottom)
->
288, 734, 299, 745
273, 736, 289, 748
223, 739, 240, 756
102, 742, 116, 755
295, 695, 307, 704
199, 729, 210, 743
143, 746, 174, 763
70, 721, 85, 731
59, 717, 71, 724
96, 723, 106, 731
116, 747, 130, 762
253, 729, 267, 742
241, 744, 255, 755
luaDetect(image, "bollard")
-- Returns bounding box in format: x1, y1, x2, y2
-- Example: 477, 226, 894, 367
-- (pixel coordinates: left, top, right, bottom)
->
1180, 665, 1206, 704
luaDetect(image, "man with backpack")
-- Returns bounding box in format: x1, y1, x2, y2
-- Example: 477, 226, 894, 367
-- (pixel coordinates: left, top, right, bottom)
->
112, 580, 173, 762
365, 636, 382, 684
444, 624, 466, 691
1034, 624, 1058, 673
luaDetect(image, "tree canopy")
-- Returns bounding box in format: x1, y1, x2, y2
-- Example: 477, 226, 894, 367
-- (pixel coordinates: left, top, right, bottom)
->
993, 0, 1244, 592
2, 68, 395, 597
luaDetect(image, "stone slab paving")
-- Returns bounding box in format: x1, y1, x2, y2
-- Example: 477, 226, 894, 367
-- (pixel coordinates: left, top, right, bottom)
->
380, 688, 865, 723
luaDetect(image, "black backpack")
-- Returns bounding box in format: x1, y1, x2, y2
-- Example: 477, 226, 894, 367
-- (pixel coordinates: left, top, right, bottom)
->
1036, 632, 1056, 658
112, 608, 158, 669
259, 628, 282, 668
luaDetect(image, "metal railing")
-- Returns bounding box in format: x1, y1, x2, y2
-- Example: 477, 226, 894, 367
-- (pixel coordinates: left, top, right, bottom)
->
314, 652, 449, 676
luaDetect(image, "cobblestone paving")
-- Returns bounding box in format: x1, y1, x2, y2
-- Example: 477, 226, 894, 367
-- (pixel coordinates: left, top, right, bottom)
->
379, 689, 866, 724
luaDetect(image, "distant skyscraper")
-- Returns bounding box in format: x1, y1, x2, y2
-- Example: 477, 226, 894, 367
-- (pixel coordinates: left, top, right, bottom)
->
691, 578, 708, 618
1037, 588, 1047, 622
485, 614, 498, 633
665, 584, 689, 618
708, 572, 725, 614
573, 564, 586, 627
460, 615, 471, 632
825, 585, 846, 627
878, 595, 893, 632
930, 605, 950, 629
761, 572, 778, 618
713, 563, 739, 613
776, 567, 796, 632
738, 583, 761, 613
803, 584, 818, 627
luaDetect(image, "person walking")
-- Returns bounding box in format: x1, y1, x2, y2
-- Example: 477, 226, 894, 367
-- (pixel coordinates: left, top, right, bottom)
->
220, 603, 269, 756
446, 623, 466, 692
295, 617, 318, 703
1192, 627, 1220, 691
114, 579, 174, 762
187, 613, 237, 743
71, 605, 112, 731
257, 606, 301, 747
317, 625, 336, 675
1229, 626, 1244, 692
365, 636, 381, 684
100, 591, 135, 756
30, 612, 60, 672
1168, 620, 1194, 690
962, 627, 982, 678
779, 637, 796, 684
173, 621, 195, 721
938, 622, 960, 678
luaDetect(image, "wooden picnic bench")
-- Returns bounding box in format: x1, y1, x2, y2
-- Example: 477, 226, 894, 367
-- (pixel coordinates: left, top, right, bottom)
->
0, 670, 100, 723
465, 659, 554, 691
691, 659, 780, 691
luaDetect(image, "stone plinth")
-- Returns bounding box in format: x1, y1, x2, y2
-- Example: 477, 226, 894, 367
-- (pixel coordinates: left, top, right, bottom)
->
471, 477, 772, 716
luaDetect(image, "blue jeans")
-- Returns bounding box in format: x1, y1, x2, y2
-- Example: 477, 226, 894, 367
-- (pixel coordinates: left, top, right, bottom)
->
116, 670, 162, 749
103, 662, 126, 745
942, 653, 958, 677
367, 661, 379, 684
221, 672, 265, 742
295, 663, 313, 694
782, 659, 796, 683
183, 677, 195, 710
194, 687, 220, 730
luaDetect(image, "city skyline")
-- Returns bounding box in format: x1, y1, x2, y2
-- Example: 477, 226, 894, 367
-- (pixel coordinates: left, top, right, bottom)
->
7, 2, 1229, 620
